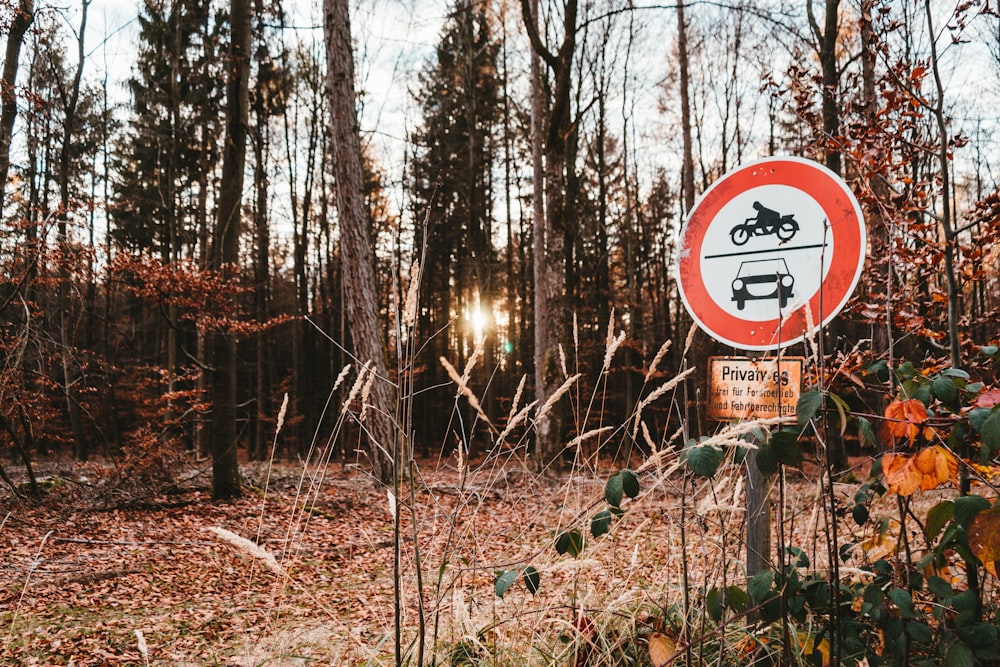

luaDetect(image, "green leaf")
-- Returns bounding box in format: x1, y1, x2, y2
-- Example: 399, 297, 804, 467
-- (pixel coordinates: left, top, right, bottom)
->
797, 389, 824, 427
725, 585, 749, 615
707, 587, 724, 621
979, 345, 999, 359
932, 376, 959, 406
748, 570, 774, 603
852, 504, 870, 526
889, 588, 916, 618
770, 430, 801, 467
830, 392, 850, 435
857, 416, 878, 448
981, 409, 1000, 462
927, 575, 953, 600
620, 469, 640, 498
495, 570, 519, 598
942, 368, 970, 380
907, 621, 933, 644
555, 529, 584, 558
944, 640, 975, 667
756, 443, 778, 476
969, 407, 992, 433
684, 443, 723, 477
953, 495, 991, 530
926, 501, 954, 542
523, 566, 540, 595
591, 510, 613, 537
605, 473, 623, 508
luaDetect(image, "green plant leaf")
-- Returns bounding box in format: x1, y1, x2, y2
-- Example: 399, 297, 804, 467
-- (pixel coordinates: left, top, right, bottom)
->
748, 570, 774, 603
945, 640, 975, 667
942, 368, 970, 380
852, 504, 870, 526
857, 416, 878, 448
926, 501, 954, 542
969, 407, 992, 433
555, 529, 584, 558
797, 389, 823, 427
621, 469, 640, 498
889, 588, 916, 618
684, 443, 723, 477
830, 392, 850, 435
907, 621, 933, 644
756, 443, 778, 476
932, 376, 959, 406
725, 585, 749, 615
495, 570, 519, 598
591, 510, 613, 537
770, 430, 801, 467
953, 495, 991, 530
980, 409, 1000, 461
605, 473, 623, 508
927, 575, 953, 600
707, 587, 724, 621
523, 566, 540, 595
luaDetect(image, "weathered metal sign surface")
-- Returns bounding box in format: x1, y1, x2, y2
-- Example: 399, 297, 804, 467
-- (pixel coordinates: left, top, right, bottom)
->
707, 356, 804, 421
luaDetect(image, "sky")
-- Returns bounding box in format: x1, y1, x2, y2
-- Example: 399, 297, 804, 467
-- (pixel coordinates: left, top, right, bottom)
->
60, 0, 1000, 236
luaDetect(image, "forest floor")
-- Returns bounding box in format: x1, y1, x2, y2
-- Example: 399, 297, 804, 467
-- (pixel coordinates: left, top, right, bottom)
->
0, 451, 941, 666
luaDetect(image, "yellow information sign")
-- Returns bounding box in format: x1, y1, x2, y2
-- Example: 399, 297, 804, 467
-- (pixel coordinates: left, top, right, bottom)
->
707, 356, 804, 422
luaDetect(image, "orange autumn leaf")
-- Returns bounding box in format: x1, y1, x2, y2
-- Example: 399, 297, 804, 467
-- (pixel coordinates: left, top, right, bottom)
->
884, 399, 929, 445
913, 446, 959, 491
647, 631, 677, 667
883, 453, 922, 496
884, 447, 958, 496
968, 506, 1000, 579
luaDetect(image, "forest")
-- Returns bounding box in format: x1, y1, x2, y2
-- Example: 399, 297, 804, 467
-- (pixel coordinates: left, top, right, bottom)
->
2, 0, 1000, 665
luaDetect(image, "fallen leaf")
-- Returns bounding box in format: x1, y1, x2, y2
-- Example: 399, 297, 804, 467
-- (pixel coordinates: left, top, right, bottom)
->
647, 631, 677, 667
798, 631, 831, 667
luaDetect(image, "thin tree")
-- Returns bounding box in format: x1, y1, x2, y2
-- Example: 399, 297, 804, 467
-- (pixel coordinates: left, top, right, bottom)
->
0, 0, 33, 214
324, 0, 394, 485
209, 0, 250, 500
521, 0, 577, 469
55, 0, 90, 461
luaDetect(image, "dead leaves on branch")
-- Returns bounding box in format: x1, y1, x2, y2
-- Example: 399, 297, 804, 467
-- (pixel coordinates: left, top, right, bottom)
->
883, 446, 959, 496
883, 398, 931, 445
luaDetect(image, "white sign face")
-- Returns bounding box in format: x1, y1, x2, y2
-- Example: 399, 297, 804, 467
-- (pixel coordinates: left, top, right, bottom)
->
677, 157, 866, 350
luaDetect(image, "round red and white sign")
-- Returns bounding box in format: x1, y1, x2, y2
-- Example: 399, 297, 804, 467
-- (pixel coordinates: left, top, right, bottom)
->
676, 156, 866, 350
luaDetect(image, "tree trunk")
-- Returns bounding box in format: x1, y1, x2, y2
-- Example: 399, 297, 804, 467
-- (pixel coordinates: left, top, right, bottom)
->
0, 0, 32, 214
810, 0, 842, 175
522, 0, 576, 470
57, 0, 89, 462
677, 0, 695, 212
209, 0, 250, 500
324, 0, 394, 485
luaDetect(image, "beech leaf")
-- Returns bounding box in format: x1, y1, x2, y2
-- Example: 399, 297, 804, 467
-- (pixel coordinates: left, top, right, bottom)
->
494, 570, 519, 598
967, 505, 1000, 579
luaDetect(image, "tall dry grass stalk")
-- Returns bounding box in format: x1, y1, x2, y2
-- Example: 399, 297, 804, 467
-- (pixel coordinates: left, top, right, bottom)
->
9, 530, 53, 638
134, 629, 149, 667
440, 354, 492, 428
204, 526, 284, 576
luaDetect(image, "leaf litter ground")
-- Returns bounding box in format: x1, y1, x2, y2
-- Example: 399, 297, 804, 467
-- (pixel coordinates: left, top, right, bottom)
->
0, 454, 959, 665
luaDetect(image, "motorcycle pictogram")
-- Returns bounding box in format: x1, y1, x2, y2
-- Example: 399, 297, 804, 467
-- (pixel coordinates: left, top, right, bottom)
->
730, 201, 799, 246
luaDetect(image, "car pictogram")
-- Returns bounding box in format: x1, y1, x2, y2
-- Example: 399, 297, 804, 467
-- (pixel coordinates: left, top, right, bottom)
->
731, 258, 794, 310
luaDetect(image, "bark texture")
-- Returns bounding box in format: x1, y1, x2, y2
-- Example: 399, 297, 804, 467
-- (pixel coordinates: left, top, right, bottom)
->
325, 0, 394, 484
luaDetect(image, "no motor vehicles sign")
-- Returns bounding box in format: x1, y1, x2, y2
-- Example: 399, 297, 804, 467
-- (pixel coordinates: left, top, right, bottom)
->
677, 156, 866, 350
